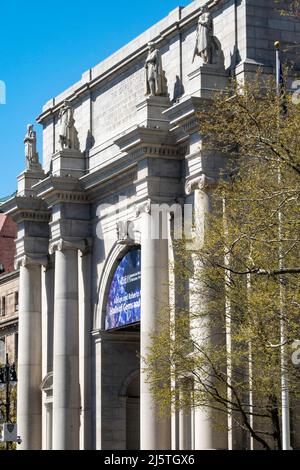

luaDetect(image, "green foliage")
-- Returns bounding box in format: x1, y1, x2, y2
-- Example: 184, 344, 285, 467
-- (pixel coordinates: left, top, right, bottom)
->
144, 75, 300, 450
275, 0, 300, 17
0, 384, 17, 451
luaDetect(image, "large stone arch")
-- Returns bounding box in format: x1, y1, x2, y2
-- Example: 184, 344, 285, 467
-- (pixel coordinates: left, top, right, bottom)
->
94, 242, 141, 331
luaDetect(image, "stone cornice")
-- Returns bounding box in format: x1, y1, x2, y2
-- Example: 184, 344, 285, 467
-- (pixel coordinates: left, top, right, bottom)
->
33, 175, 88, 207
1, 196, 51, 223
0, 270, 19, 285
114, 126, 178, 157
0, 319, 18, 338
15, 209, 50, 223
130, 144, 180, 161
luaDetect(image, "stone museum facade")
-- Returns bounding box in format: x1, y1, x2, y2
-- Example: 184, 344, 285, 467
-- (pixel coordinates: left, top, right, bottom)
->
2, 0, 300, 450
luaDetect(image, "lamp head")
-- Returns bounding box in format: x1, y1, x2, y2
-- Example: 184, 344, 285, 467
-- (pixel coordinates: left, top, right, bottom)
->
274, 41, 281, 50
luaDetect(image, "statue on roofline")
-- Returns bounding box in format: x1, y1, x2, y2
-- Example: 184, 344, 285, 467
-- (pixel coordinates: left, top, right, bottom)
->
145, 42, 168, 97
193, 6, 223, 66
24, 124, 39, 170
58, 100, 80, 151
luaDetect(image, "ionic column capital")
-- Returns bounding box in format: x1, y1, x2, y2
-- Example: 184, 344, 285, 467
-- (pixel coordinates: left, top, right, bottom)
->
185, 174, 217, 195
135, 199, 152, 217
15, 254, 49, 269
49, 238, 87, 255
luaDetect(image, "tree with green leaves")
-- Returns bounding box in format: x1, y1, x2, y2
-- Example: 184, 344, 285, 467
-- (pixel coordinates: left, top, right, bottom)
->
144, 75, 300, 450
277, 0, 300, 17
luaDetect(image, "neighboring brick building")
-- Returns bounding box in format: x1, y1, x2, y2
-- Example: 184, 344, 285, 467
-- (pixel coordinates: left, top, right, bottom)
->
0, 212, 18, 365
0, 213, 17, 274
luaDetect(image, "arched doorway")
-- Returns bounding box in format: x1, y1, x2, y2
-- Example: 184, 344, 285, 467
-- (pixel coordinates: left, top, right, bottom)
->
126, 374, 140, 450
96, 245, 141, 450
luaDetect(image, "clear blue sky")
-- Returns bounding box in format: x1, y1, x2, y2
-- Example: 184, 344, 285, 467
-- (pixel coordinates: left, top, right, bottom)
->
0, 0, 190, 198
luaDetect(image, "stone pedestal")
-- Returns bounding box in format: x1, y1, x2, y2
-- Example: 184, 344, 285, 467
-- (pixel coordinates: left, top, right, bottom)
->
51, 239, 83, 450
188, 64, 229, 100
17, 168, 45, 197
51, 149, 85, 179
140, 205, 171, 450
136, 95, 171, 131
17, 258, 44, 450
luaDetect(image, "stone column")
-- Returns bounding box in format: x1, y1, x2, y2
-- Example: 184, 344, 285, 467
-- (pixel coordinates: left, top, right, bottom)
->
79, 249, 92, 449
179, 380, 192, 450
46, 403, 53, 450
42, 258, 54, 376
51, 239, 84, 450
93, 332, 103, 450
186, 175, 228, 450
41, 259, 54, 450
139, 201, 172, 450
18, 256, 45, 450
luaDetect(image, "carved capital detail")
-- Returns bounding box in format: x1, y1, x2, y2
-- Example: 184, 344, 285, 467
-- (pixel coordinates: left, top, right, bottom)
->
135, 199, 152, 217
185, 174, 217, 195
49, 238, 87, 255
16, 254, 49, 269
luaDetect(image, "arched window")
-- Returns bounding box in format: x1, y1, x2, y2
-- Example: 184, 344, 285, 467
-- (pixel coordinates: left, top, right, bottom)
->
105, 248, 141, 330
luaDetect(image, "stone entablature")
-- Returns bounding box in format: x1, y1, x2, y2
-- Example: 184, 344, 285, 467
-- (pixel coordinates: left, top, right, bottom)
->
36, 0, 300, 176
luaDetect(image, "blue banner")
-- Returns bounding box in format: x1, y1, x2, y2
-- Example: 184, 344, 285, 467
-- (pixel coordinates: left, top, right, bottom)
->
105, 249, 141, 330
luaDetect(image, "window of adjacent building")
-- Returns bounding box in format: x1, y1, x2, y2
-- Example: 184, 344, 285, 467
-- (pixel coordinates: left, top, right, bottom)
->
0, 297, 6, 317
14, 292, 19, 312
0, 339, 5, 365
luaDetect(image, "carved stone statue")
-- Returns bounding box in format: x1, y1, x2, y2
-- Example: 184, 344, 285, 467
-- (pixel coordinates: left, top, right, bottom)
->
24, 124, 39, 170
193, 6, 224, 66
193, 7, 213, 64
58, 100, 80, 151
145, 43, 168, 97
